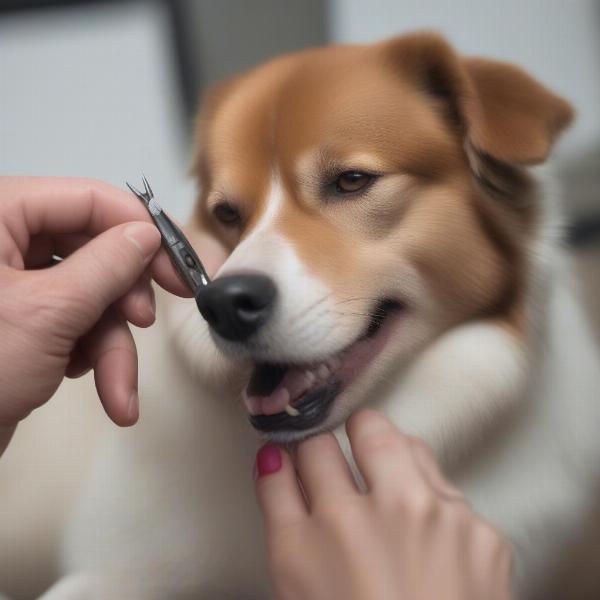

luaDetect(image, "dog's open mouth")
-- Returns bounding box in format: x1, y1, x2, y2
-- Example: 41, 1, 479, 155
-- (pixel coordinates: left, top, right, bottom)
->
245, 299, 404, 432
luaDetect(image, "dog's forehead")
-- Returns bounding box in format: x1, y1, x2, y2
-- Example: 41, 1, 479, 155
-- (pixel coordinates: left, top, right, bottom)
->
205, 45, 460, 194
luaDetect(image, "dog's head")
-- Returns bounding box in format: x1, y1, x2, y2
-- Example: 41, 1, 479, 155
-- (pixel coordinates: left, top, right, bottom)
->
183, 32, 572, 441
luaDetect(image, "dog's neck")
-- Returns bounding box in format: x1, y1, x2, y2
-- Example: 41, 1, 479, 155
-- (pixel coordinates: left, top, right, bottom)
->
370, 166, 564, 471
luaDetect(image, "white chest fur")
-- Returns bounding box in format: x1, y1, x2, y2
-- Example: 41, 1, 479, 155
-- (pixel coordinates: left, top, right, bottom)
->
53, 260, 600, 600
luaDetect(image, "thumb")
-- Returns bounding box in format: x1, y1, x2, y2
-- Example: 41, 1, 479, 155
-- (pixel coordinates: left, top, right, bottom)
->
50, 222, 161, 331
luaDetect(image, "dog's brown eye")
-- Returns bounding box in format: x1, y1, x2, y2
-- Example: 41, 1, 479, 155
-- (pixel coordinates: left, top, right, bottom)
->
335, 171, 373, 194
213, 202, 241, 226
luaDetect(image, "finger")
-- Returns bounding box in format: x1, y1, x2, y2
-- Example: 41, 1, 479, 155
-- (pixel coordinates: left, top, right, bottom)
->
29, 231, 158, 329
24, 232, 90, 268
64, 345, 92, 379
49, 222, 160, 331
38, 234, 193, 300
255, 444, 308, 528
1, 177, 149, 264
39, 237, 196, 299
144, 225, 230, 297
80, 309, 139, 426
294, 433, 358, 508
408, 437, 465, 502
469, 520, 514, 596
22, 234, 53, 268
346, 409, 429, 498
1, 177, 187, 296
8, 176, 157, 237
25, 233, 190, 331
148, 250, 193, 297
114, 274, 156, 328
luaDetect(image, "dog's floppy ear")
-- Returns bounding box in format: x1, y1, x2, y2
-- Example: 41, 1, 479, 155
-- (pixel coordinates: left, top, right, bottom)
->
462, 56, 574, 164
384, 32, 574, 165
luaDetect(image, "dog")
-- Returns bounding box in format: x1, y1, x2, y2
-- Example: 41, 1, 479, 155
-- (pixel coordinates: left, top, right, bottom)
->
1, 32, 600, 600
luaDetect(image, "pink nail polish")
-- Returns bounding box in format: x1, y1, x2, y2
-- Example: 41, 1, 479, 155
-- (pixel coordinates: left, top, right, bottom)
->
255, 445, 282, 478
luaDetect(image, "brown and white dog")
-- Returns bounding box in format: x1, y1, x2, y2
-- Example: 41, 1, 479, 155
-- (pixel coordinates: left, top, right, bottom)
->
2, 32, 600, 600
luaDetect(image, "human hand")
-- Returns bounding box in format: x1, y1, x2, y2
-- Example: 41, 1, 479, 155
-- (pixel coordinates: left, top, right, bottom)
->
0, 176, 192, 454
255, 410, 513, 600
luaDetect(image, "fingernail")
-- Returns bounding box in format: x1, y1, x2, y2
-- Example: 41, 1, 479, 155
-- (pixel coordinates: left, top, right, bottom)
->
128, 390, 139, 422
255, 445, 282, 478
124, 223, 161, 261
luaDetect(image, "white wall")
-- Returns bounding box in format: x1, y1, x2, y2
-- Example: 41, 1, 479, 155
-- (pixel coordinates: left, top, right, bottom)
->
1, 1, 597, 220
329, 0, 600, 157
0, 2, 195, 221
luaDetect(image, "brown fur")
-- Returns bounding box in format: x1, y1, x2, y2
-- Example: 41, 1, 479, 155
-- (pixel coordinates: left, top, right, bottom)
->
191, 32, 572, 336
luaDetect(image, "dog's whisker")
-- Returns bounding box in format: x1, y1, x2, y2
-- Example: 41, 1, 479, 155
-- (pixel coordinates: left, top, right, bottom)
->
290, 292, 333, 322
333, 296, 378, 307
332, 309, 387, 321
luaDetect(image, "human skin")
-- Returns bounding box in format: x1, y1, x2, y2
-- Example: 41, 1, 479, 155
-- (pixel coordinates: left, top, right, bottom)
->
0, 176, 194, 455
255, 409, 514, 600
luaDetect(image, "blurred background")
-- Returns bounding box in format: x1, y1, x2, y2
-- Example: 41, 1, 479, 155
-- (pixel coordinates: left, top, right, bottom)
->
1, 0, 599, 235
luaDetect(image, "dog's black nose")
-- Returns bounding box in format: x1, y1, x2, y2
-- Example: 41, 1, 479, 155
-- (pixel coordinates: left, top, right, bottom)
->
195, 273, 277, 342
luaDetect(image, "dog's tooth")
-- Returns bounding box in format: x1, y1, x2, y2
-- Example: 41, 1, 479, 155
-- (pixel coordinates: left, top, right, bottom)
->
285, 404, 301, 417
262, 387, 291, 416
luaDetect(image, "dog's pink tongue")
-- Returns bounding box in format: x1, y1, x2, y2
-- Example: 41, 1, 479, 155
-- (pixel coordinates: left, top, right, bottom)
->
244, 368, 310, 415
